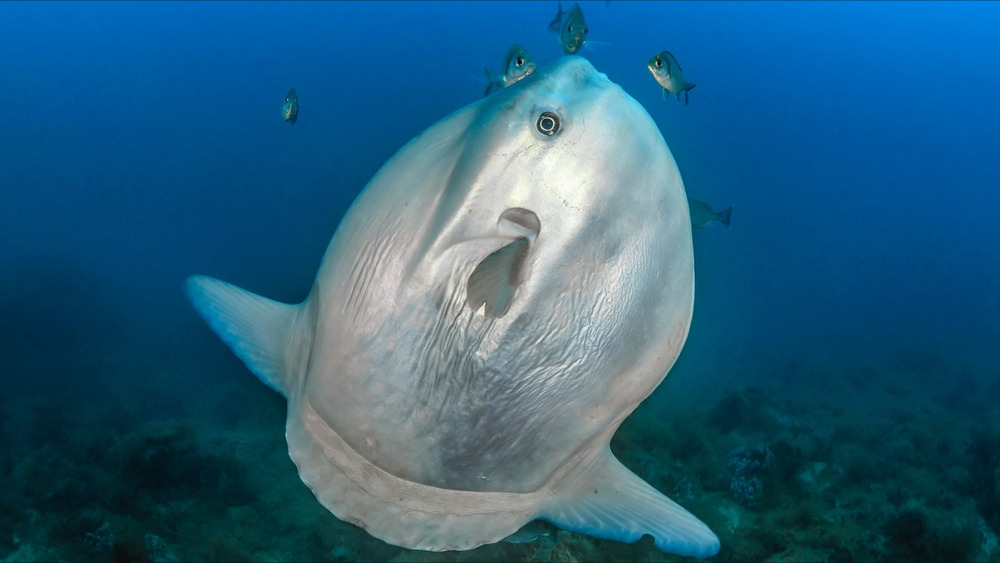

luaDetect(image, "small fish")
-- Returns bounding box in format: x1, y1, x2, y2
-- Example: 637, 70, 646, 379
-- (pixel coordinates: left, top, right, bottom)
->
484, 44, 537, 96
547, 2, 588, 54
647, 51, 696, 105
688, 198, 732, 229
282, 87, 299, 125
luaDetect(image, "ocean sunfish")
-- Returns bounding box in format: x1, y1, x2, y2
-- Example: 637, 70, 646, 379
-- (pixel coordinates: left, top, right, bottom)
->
186, 56, 719, 558
282, 87, 299, 125
688, 198, 732, 229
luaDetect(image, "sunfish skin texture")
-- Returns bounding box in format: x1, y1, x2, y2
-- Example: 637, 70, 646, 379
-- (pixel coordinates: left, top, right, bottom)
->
186, 56, 719, 558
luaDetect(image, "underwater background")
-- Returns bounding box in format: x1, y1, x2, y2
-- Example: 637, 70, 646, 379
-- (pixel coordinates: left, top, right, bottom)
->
2, 1, 999, 561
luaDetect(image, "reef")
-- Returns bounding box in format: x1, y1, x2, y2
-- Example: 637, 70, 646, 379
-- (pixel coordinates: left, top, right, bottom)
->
1, 340, 997, 562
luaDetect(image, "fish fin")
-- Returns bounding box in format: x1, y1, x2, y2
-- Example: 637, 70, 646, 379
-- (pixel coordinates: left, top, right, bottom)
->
718, 205, 732, 228
466, 237, 529, 318
578, 40, 610, 54
185, 275, 313, 397
662, 88, 669, 101
684, 89, 689, 106
548, 1, 564, 31
484, 66, 501, 96
538, 448, 720, 558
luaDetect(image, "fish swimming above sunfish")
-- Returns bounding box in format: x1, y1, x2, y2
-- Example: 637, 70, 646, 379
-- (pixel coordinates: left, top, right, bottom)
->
688, 198, 733, 229
185, 56, 719, 558
484, 44, 537, 97
548, 2, 588, 54
648, 51, 696, 105
282, 87, 299, 125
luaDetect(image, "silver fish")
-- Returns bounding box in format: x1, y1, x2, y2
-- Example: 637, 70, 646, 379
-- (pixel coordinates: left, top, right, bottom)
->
186, 56, 719, 558
688, 198, 732, 229
282, 87, 299, 125
548, 2, 588, 54
648, 51, 696, 105
484, 44, 537, 97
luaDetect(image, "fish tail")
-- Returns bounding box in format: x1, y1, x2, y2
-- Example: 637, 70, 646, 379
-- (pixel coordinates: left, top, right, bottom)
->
484, 66, 502, 96
718, 205, 732, 228
548, 1, 564, 31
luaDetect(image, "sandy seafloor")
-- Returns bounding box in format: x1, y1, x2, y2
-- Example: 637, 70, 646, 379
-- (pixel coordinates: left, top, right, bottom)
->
2, 1, 1000, 562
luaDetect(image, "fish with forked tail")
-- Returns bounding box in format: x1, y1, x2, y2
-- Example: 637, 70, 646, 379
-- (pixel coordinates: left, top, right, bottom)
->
484, 44, 537, 97
282, 87, 299, 125
548, 2, 588, 54
688, 198, 732, 229
648, 51, 696, 105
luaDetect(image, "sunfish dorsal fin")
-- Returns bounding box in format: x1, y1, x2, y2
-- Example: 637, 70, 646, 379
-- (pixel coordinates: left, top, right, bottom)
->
185, 275, 313, 397
466, 237, 529, 318
538, 447, 720, 558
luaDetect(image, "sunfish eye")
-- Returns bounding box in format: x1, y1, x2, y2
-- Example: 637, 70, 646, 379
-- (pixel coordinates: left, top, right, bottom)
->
516, 56, 524, 67
536, 112, 560, 137
655, 58, 663, 69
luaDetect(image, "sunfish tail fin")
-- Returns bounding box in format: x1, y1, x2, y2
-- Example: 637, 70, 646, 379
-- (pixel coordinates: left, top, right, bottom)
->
718, 205, 732, 228
538, 448, 720, 558
184, 275, 313, 398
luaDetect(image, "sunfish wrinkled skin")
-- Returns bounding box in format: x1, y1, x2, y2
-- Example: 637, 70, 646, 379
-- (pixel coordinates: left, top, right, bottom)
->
688, 198, 732, 229
186, 56, 719, 558
647, 51, 696, 105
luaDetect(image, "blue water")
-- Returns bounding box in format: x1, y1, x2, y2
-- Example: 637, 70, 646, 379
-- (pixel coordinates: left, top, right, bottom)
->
2, 1, 999, 561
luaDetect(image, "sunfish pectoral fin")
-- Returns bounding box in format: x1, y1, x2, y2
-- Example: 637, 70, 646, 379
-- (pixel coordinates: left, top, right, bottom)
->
466, 237, 529, 318
537, 448, 720, 558
184, 275, 314, 398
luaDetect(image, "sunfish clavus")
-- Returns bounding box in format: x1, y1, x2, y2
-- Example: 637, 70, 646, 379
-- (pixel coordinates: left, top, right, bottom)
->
186, 56, 719, 558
